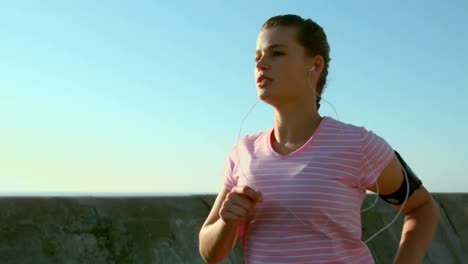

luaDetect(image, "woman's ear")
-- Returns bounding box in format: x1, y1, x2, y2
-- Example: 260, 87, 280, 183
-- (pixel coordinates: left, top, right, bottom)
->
310, 55, 325, 73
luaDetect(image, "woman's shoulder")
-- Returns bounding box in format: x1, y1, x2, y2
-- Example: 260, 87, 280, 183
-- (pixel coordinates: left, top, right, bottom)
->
237, 129, 270, 148
226, 128, 270, 155
323, 116, 385, 140
323, 116, 366, 133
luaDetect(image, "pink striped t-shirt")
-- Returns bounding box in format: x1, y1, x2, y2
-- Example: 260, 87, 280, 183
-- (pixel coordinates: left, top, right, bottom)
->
222, 116, 395, 264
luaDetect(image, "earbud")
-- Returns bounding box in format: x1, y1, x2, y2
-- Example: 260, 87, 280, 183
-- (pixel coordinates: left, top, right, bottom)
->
310, 66, 316, 72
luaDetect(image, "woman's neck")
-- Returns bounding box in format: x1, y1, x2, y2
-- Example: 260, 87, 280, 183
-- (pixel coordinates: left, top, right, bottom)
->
272, 102, 322, 146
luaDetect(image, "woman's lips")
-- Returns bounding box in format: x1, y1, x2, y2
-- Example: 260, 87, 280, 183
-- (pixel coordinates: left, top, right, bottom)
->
257, 75, 273, 88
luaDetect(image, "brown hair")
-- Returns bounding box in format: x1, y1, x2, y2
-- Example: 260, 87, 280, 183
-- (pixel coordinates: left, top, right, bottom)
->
261, 14, 331, 109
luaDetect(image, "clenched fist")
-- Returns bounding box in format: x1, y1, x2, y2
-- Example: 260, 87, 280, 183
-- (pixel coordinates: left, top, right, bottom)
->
219, 185, 263, 226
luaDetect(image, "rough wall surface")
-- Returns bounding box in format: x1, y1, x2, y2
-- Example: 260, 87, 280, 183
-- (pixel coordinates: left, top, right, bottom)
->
0, 193, 466, 264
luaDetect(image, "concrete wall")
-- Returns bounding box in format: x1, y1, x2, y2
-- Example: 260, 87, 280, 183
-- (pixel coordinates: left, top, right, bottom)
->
0, 193, 466, 264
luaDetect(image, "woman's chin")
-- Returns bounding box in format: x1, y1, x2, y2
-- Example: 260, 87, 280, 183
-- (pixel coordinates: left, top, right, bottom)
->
257, 89, 271, 101
257, 90, 278, 105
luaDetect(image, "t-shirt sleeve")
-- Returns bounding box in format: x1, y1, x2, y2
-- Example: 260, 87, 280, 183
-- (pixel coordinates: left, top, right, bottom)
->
222, 146, 239, 190
360, 127, 395, 188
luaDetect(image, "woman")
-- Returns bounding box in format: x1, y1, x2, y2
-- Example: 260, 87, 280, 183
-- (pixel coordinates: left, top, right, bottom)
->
199, 14, 439, 264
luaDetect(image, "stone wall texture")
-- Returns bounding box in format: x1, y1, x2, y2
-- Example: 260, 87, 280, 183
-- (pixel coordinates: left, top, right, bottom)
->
0, 193, 466, 264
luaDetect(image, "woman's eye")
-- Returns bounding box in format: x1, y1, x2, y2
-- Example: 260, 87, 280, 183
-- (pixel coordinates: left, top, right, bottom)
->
272, 51, 284, 56
255, 51, 284, 62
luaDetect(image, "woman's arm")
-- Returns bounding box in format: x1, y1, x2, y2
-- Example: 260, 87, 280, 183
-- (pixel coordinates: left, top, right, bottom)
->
199, 186, 240, 264
199, 185, 263, 263
367, 155, 440, 264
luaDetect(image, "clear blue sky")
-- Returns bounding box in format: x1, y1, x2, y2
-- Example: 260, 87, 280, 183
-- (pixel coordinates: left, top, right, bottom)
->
1, 0, 467, 194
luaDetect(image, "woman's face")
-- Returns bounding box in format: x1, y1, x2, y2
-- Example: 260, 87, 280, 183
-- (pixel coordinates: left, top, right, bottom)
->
255, 26, 316, 107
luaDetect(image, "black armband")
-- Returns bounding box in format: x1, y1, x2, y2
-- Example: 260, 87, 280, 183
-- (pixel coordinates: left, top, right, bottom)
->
379, 150, 423, 205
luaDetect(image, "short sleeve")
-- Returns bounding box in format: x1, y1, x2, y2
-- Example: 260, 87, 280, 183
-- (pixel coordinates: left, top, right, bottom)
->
221, 147, 239, 190
360, 127, 395, 188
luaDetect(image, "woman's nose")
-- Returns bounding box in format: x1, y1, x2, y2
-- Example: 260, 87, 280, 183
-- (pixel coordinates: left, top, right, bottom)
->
255, 56, 270, 71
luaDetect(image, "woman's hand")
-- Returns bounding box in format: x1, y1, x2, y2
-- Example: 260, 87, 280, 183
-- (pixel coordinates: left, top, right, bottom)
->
219, 185, 263, 226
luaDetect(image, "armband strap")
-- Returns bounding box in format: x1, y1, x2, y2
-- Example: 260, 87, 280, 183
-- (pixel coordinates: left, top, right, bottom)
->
379, 150, 422, 205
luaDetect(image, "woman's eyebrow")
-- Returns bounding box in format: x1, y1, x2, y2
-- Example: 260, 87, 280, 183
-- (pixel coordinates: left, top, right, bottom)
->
255, 44, 287, 53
